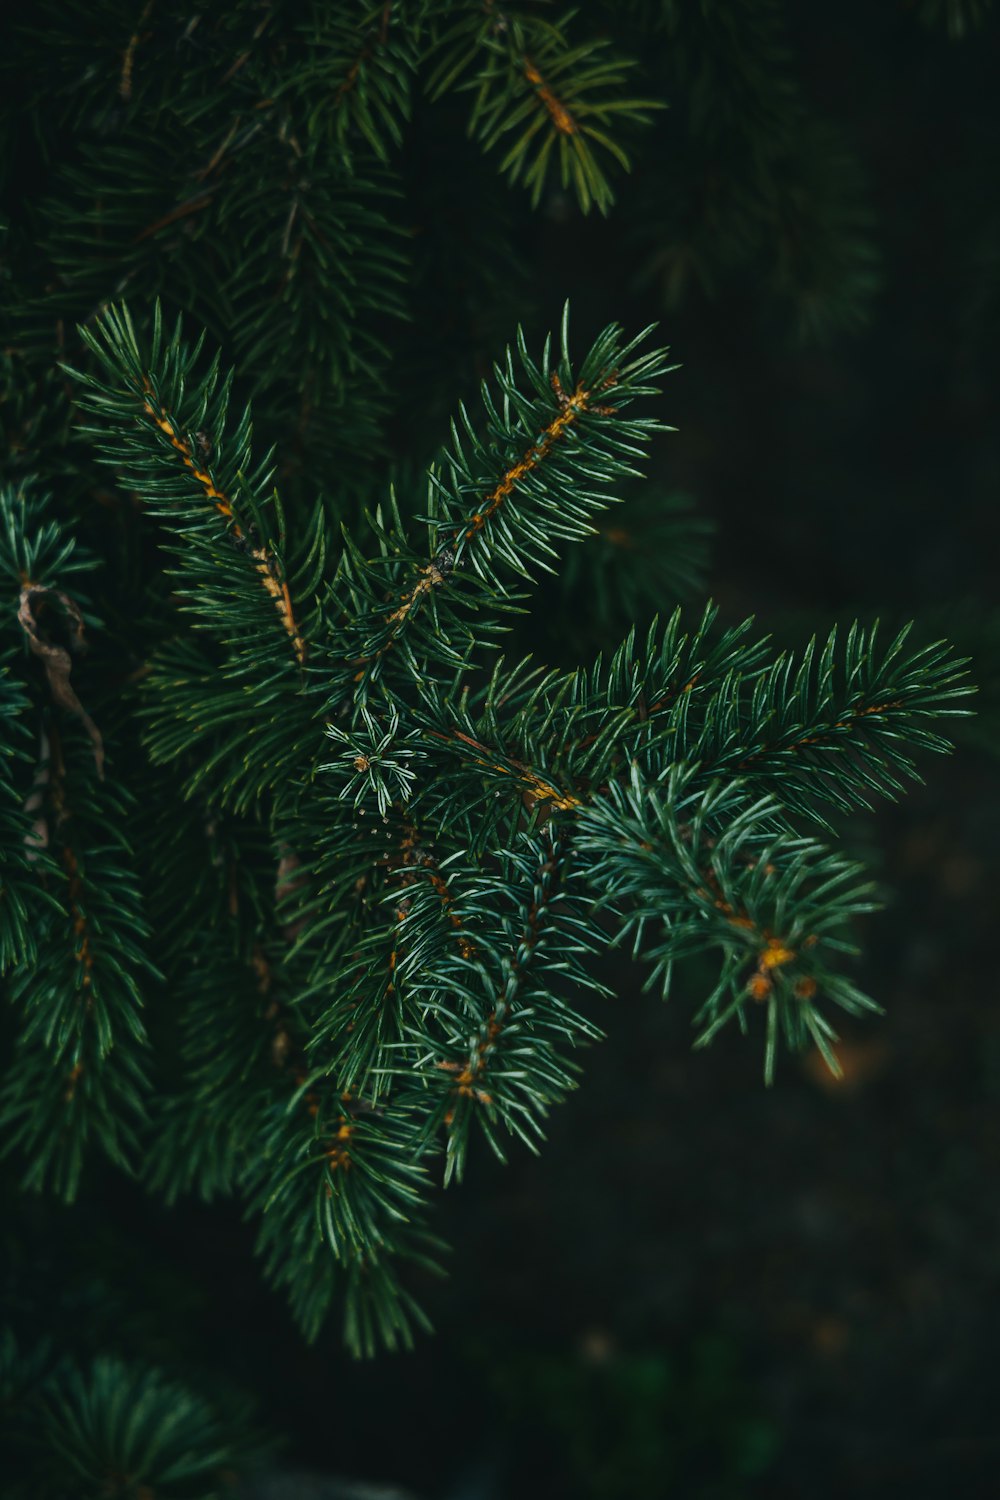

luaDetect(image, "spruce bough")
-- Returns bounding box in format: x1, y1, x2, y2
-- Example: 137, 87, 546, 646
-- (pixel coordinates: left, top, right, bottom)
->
0, 299, 969, 1355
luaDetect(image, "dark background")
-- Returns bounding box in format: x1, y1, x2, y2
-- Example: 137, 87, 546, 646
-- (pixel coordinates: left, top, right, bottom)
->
6, 3, 1000, 1496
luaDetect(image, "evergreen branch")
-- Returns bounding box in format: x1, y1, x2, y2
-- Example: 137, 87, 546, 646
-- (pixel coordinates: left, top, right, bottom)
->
577, 766, 881, 1083
409, 607, 768, 819
68, 305, 340, 813
248, 1081, 443, 1352
299, 797, 483, 1098
72, 303, 308, 664
422, 719, 586, 813
7, 1350, 267, 1495
2, 276, 969, 1351
415, 611, 970, 830
428, 4, 662, 213
0, 730, 155, 1198
396, 831, 606, 1182
0, 0, 978, 1371
323, 702, 426, 818
681, 622, 972, 823
289, 0, 425, 161
11, 4, 409, 499
335, 307, 673, 691
305, 896, 412, 1096
0, 668, 55, 972
0, 483, 154, 1197
147, 945, 295, 1205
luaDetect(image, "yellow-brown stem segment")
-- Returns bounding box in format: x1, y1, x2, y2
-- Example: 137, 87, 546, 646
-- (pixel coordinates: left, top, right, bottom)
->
140, 384, 306, 663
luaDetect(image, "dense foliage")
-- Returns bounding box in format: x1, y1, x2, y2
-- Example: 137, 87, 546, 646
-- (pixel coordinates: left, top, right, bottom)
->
0, 3, 983, 1494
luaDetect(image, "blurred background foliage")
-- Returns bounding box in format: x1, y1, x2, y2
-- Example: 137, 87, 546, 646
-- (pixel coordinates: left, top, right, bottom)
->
1, 0, 998, 1495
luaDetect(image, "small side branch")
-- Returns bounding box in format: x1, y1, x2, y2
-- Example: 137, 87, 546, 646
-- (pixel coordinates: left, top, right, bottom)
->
460, 373, 595, 544
140, 383, 306, 663
371, 373, 604, 662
